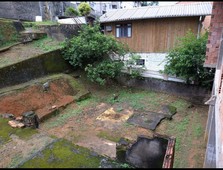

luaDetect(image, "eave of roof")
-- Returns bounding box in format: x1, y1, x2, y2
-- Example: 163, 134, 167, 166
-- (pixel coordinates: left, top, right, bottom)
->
99, 2, 213, 23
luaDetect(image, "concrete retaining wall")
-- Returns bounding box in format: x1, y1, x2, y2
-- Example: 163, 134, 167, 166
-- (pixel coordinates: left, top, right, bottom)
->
117, 74, 211, 104
0, 49, 72, 89
38, 24, 81, 41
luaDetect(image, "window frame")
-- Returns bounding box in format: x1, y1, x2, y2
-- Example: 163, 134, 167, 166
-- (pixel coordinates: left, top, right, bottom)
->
115, 23, 132, 38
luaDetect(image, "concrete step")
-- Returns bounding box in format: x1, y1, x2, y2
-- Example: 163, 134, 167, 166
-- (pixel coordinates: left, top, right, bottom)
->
19, 28, 47, 43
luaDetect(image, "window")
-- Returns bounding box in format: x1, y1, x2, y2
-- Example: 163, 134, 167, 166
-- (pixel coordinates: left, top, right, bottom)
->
136, 59, 145, 66
112, 5, 117, 9
105, 25, 112, 32
116, 24, 131, 38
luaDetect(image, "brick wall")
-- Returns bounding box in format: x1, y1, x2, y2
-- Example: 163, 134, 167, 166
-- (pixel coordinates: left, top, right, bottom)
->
204, 1, 223, 68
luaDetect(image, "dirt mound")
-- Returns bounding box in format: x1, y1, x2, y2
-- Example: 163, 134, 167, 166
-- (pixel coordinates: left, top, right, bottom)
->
0, 78, 77, 118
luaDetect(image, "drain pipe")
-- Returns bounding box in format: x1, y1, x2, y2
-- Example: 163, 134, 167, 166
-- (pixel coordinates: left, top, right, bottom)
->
197, 16, 204, 39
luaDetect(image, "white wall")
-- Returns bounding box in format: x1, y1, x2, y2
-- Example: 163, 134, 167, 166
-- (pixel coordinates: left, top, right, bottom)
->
122, 52, 185, 83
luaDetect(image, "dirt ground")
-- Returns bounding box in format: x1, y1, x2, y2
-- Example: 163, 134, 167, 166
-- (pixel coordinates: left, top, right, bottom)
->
0, 73, 209, 168
0, 78, 76, 120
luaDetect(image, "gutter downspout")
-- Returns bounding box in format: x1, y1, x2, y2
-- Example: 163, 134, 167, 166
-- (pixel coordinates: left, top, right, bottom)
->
197, 16, 204, 39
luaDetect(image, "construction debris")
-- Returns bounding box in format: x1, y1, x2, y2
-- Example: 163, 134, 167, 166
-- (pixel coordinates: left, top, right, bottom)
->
8, 120, 25, 128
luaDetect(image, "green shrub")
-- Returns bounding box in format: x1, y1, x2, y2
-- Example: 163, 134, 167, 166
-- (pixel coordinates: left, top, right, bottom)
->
65, 7, 79, 17
85, 60, 124, 85
126, 53, 145, 79
78, 2, 91, 16
62, 23, 128, 85
62, 23, 128, 68
163, 30, 215, 88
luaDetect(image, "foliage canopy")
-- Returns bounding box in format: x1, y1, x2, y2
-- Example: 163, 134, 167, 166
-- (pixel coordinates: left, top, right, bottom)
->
65, 7, 79, 17
163, 30, 215, 88
62, 23, 129, 85
78, 2, 91, 16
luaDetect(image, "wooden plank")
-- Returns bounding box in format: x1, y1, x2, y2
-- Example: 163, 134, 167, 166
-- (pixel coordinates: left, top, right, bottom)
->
103, 17, 199, 53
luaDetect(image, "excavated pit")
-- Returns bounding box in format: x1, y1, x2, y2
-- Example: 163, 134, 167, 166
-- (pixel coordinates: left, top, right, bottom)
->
0, 75, 89, 122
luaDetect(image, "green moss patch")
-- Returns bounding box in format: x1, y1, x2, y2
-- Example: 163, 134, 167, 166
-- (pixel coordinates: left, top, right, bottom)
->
19, 138, 103, 168
97, 131, 120, 143
19, 138, 133, 168
0, 117, 38, 145
0, 20, 20, 48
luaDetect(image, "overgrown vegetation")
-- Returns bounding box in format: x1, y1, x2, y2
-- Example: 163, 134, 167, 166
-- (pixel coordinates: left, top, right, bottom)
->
78, 2, 91, 16
22, 20, 58, 29
33, 36, 63, 52
46, 97, 97, 129
125, 53, 145, 79
62, 23, 128, 85
85, 60, 124, 85
65, 7, 79, 17
163, 30, 215, 89
97, 131, 120, 142
0, 117, 38, 145
19, 139, 103, 168
0, 19, 19, 48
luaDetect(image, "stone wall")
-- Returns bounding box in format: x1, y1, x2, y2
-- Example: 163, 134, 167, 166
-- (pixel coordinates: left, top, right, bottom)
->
0, 1, 75, 21
0, 49, 72, 89
38, 24, 81, 41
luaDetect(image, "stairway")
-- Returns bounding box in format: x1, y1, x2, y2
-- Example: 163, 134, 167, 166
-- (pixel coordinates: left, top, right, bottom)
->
18, 27, 47, 43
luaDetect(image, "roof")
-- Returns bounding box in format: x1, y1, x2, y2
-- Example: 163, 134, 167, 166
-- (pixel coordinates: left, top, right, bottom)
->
99, 2, 212, 23
57, 17, 86, 24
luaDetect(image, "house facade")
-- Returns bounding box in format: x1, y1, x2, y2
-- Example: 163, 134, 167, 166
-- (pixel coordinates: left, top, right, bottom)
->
99, 3, 212, 81
203, 1, 223, 168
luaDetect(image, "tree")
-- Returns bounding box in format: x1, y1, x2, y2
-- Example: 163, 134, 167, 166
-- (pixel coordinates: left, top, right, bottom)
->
163, 30, 215, 88
65, 6, 79, 17
78, 2, 91, 16
62, 23, 129, 85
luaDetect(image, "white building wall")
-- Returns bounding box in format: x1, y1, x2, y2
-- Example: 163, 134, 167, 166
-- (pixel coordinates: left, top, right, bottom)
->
122, 53, 185, 83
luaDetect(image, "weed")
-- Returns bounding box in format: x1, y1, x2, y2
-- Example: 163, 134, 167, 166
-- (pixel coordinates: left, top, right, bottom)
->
8, 154, 23, 168
46, 97, 97, 129
177, 117, 189, 131
194, 124, 203, 138
46, 108, 81, 129
116, 106, 123, 112
123, 122, 134, 128
19, 139, 103, 168
96, 131, 120, 142
0, 117, 38, 144
33, 36, 63, 52
170, 99, 188, 112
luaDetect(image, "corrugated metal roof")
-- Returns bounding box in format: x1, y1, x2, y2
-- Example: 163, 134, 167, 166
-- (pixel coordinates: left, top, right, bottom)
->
100, 2, 212, 23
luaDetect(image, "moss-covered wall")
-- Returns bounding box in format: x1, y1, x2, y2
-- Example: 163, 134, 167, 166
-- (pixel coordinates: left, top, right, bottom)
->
0, 19, 20, 47
0, 49, 73, 89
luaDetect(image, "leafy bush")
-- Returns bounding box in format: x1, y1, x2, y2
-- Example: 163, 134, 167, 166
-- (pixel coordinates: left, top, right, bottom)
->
62, 23, 129, 85
163, 30, 215, 88
65, 7, 79, 17
126, 53, 145, 79
62, 23, 128, 69
78, 2, 91, 16
85, 60, 124, 85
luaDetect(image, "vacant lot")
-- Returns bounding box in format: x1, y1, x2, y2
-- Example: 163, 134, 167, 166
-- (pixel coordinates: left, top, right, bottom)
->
0, 71, 208, 168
